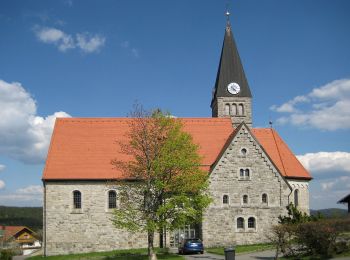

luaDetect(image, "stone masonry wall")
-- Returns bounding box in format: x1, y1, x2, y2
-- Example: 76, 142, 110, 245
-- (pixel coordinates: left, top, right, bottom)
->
287, 179, 310, 214
44, 181, 150, 256
202, 124, 291, 246
213, 97, 252, 127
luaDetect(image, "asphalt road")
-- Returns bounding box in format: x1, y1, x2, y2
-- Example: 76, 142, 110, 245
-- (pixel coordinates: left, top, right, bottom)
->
184, 250, 276, 260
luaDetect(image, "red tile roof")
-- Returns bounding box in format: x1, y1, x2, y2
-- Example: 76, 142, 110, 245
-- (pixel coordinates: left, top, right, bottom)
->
252, 128, 312, 180
0, 226, 27, 241
42, 118, 311, 181
42, 118, 233, 180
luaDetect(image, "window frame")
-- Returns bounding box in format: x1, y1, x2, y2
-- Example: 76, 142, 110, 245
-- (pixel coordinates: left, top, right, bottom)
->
242, 194, 249, 205
294, 189, 299, 207
72, 190, 82, 210
262, 193, 268, 205
108, 190, 117, 209
236, 217, 245, 231
238, 168, 251, 180
247, 217, 256, 229
222, 194, 229, 205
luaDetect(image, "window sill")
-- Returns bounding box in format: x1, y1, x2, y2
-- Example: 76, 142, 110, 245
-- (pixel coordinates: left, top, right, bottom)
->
71, 209, 83, 214
238, 179, 251, 181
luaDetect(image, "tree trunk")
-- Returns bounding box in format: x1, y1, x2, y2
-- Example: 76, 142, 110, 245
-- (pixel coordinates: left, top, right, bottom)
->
164, 227, 167, 249
148, 231, 157, 260
159, 228, 164, 248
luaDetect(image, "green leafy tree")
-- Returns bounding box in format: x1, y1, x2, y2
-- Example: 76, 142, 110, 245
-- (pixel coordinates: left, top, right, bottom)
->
278, 203, 322, 224
111, 105, 211, 260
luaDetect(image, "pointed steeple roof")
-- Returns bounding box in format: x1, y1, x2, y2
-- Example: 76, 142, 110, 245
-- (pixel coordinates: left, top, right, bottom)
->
211, 20, 252, 106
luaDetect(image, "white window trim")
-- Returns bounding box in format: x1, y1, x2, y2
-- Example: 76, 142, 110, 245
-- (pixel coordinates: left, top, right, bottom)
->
71, 189, 83, 214
240, 147, 248, 157
261, 193, 269, 206
222, 194, 230, 206
106, 189, 118, 212
241, 194, 249, 206
238, 168, 251, 181
247, 216, 258, 232
235, 216, 245, 232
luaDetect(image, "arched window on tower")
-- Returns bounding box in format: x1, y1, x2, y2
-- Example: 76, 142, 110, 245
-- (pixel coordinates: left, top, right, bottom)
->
225, 104, 230, 116
73, 190, 81, 209
108, 190, 117, 209
238, 104, 244, 115
232, 103, 237, 115
294, 189, 299, 207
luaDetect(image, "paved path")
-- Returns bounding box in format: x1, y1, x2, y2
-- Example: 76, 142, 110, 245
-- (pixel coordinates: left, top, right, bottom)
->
184, 250, 276, 260
184, 250, 350, 260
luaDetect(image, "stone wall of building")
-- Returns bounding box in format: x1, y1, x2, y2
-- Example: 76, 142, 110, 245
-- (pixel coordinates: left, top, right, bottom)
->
212, 97, 252, 127
44, 181, 150, 256
202, 124, 291, 246
287, 179, 310, 214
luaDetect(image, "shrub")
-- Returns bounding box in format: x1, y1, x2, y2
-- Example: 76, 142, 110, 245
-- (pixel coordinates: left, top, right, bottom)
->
0, 249, 16, 260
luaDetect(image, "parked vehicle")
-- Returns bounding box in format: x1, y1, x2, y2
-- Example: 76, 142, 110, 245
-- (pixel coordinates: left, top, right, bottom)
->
178, 238, 204, 254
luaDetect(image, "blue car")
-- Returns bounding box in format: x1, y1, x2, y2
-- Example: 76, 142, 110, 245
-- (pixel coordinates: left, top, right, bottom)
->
178, 238, 204, 254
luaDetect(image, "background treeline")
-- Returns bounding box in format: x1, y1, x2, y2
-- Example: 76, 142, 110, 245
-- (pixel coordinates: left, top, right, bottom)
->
0, 206, 42, 231
311, 208, 348, 218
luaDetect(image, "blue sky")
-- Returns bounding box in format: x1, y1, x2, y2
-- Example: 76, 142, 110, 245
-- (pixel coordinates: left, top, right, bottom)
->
0, 0, 349, 210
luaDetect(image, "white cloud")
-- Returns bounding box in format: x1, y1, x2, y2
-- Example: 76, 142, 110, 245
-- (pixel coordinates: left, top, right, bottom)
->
34, 26, 105, 53
271, 79, 350, 131
0, 180, 5, 189
0, 165, 5, 172
0, 185, 43, 204
17, 185, 43, 195
297, 152, 350, 175
0, 79, 71, 163
76, 33, 105, 53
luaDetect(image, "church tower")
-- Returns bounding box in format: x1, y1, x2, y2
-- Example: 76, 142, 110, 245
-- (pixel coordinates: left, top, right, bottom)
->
211, 14, 252, 127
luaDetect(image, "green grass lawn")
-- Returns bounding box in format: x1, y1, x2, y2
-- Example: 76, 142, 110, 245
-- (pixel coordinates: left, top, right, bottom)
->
27, 248, 184, 260
206, 243, 274, 255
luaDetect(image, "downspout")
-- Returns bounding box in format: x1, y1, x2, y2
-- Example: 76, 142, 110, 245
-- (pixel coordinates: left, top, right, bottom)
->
43, 181, 47, 256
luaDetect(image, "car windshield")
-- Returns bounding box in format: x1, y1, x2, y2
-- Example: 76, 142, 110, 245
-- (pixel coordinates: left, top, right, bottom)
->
186, 239, 201, 243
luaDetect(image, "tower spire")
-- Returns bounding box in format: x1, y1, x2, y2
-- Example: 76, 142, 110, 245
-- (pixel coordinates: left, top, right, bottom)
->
211, 6, 252, 127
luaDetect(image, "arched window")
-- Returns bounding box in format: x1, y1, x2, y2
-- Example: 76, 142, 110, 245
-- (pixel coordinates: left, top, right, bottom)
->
245, 169, 250, 178
73, 190, 81, 209
237, 217, 244, 229
238, 104, 244, 115
240, 169, 244, 178
223, 195, 229, 204
248, 217, 256, 228
294, 189, 299, 207
232, 104, 237, 115
262, 193, 268, 204
225, 104, 230, 116
241, 148, 247, 156
243, 195, 248, 204
239, 168, 250, 180
108, 190, 117, 209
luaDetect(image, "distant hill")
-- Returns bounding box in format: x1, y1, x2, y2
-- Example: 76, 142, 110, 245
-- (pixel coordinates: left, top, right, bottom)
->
311, 208, 348, 218
0, 206, 42, 231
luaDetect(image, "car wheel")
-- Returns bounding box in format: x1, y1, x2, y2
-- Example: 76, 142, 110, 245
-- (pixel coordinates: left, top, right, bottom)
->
200, 251, 204, 254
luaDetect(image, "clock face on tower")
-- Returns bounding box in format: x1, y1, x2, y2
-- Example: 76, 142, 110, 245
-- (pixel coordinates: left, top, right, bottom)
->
227, 82, 241, 95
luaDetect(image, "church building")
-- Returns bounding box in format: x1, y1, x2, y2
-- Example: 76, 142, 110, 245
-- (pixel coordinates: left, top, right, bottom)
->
42, 17, 312, 256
